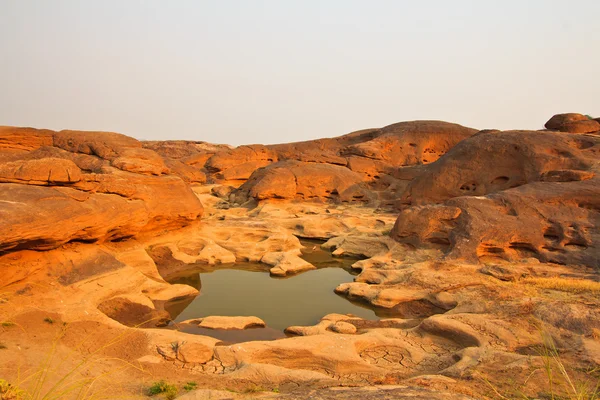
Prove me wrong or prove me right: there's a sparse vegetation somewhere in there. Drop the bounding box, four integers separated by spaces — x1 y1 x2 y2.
536 333 599 400
43 317 54 324
147 380 178 399
0 321 149 399
479 332 600 399
520 277 600 294
0 379 27 400
183 382 197 391
244 385 265 393
1 321 15 327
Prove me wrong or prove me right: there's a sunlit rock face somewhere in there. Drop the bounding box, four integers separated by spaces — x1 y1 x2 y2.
391 128 600 268
0 126 203 252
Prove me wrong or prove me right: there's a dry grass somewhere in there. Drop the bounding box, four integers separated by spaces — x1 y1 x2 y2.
478 333 599 400
1 321 152 399
519 277 600 294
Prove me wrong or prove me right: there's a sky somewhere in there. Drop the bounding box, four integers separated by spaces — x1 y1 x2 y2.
0 1 599 145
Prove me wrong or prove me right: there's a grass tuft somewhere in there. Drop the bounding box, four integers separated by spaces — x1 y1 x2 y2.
183 382 197 391
1 321 15 327
478 332 600 399
148 380 178 399
243 385 265 393
520 277 600 294
43 317 54 324
0 379 28 400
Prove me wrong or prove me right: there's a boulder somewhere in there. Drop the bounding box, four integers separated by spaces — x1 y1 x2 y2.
0 126 54 152
180 316 266 330
392 179 600 268
261 250 316 276
0 184 148 252
163 158 207 183
54 131 173 176
0 127 204 253
545 113 600 133
401 130 596 206
234 160 372 203
110 147 169 175
0 158 82 185
53 130 141 158
72 169 203 232
142 140 232 160
23 146 107 172
342 120 477 166
205 145 278 183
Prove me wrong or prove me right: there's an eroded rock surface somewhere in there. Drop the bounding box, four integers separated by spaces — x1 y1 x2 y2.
0 128 203 252
1 115 599 400
392 129 600 267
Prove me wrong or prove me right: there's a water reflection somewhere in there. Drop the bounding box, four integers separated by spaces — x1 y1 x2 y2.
162 239 384 341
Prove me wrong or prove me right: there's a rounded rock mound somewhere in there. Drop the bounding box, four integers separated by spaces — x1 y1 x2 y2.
545 113 600 133
233 160 373 203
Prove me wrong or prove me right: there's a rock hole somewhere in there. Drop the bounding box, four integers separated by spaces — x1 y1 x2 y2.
543 226 561 242
574 139 595 150
509 242 539 257
459 182 477 191
490 176 509 185
71 238 99 244
426 237 450 246
543 234 560 241
564 242 587 249
542 246 565 253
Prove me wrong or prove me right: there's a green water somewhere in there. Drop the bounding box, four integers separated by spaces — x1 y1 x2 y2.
163 241 379 336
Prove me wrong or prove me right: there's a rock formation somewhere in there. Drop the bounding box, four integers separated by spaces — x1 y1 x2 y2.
1 113 599 399
392 127 600 268
0 126 203 252
545 112 600 133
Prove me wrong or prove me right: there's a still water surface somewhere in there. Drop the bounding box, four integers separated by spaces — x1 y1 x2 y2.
164 241 379 337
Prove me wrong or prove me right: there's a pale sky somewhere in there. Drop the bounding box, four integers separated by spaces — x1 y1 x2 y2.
1 1 598 145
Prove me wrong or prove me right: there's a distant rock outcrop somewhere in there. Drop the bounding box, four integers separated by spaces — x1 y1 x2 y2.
217 121 477 205
545 113 600 133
